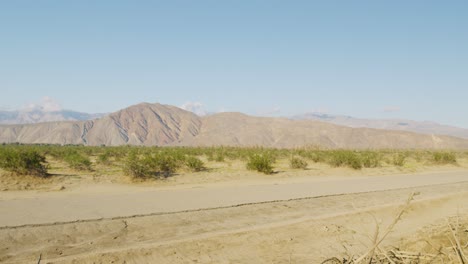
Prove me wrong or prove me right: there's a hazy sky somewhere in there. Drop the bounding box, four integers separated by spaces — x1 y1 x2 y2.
1 1 467 127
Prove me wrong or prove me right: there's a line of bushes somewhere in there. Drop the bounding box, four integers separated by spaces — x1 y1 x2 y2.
123 150 206 179
0 144 462 180
0 147 48 177
432 151 457 164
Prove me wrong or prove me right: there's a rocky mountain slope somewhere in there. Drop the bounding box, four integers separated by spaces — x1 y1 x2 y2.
1 103 468 149
0 103 201 146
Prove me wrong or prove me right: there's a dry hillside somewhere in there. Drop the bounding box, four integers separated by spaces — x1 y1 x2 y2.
1 102 468 149
294 113 468 139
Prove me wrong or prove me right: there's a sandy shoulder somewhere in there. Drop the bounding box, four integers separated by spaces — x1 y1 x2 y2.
1 182 468 263
1 170 468 227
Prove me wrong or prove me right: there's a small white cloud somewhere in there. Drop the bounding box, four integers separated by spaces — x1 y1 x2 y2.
383 106 401 113
180 101 207 116
22 96 63 112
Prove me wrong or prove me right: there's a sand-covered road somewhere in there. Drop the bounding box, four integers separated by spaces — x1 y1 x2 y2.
1 178 468 263
0 170 467 227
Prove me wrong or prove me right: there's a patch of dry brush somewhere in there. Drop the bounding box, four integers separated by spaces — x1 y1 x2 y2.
322 193 468 264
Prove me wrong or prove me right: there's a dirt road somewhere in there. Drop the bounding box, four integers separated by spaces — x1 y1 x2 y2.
0 170 467 227
1 171 468 263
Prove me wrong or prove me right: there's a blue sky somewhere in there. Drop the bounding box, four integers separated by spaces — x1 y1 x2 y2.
1 1 467 127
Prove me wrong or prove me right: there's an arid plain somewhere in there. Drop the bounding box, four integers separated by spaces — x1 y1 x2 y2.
1 144 468 263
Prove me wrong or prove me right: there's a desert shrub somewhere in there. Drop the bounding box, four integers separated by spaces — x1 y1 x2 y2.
412 150 425 162
392 153 406 166
63 151 92 171
123 151 151 179
207 150 225 162
97 151 112 165
361 152 381 168
289 156 308 169
432 151 457 164
123 151 181 179
328 150 362 170
309 152 327 163
246 153 274 174
151 153 180 176
185 156 205 172
294 149 325 163
103 146 129 162
0 148 48 177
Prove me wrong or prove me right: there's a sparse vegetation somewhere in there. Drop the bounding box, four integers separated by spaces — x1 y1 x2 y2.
361 151 381 168
0 147 48 177
63 151 92 171
207 149 225 162
289 156 308 169
432 151 457 164
392 152 407 167
328 150 363 170
185 156 205 172
323 193 468 264
123 150 181 179
246 153 275 174
97 150 112 165
123 151 152 179
151 153 180 176
0 144 465 180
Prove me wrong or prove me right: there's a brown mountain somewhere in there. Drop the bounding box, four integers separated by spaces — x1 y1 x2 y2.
1 102 468 149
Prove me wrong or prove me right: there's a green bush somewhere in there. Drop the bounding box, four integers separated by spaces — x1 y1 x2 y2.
432 152 457 164
63 152 92 171
289 156 308 169
361 152 381 168
294 150 327 163
123 151 181 179
185 156 205 172
392 153 406 167
328 150 362 170
0 148 48 177
309 152 326 163
150 153 179 176
412 151 425 163
97 151 112 165
123 151 151 179
246 153 274 174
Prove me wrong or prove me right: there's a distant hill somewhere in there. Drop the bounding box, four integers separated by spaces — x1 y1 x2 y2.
1 103 468 149
292 113 468 140
0 109 105 125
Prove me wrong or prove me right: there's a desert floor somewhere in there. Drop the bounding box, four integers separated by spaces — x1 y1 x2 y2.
1 166 468 263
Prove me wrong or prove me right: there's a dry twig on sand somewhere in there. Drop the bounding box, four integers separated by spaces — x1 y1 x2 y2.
353 193 415 264
322 193 416 264
323 193 468 264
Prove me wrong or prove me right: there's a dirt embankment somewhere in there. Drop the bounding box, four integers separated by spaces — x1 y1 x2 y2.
1 180 468 263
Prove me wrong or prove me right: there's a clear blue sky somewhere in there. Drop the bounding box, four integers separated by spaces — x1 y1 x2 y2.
1 1 467 127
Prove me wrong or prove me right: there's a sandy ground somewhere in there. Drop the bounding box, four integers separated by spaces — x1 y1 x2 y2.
1 170 468 263
1 170 468 227
2 157 467 192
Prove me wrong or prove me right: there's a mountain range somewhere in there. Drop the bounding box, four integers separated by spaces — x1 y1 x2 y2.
3 105 467 141
1 102 468 149
0 109 105 125
292 113 468 140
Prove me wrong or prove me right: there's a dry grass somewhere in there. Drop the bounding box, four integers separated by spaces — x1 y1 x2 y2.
1 145 468 192
322 193 468 264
